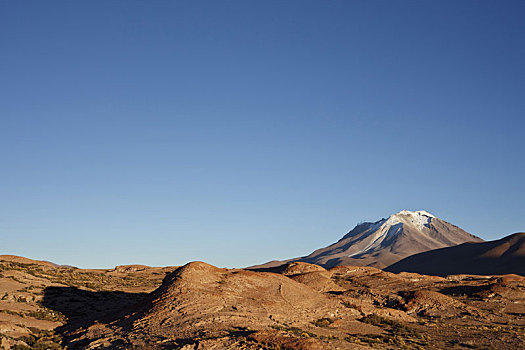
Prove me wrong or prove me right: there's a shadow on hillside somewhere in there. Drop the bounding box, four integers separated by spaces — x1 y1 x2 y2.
41 286 148 332
439 284 490 298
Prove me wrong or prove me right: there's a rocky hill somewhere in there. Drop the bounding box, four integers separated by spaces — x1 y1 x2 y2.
62 261 525 349
1 257 524 349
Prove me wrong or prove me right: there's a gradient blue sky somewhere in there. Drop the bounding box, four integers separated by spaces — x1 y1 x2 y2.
1 1 524 268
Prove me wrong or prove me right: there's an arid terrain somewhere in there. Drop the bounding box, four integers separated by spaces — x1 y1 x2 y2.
1 256 524 349
0 256 176 349
1 213 523 349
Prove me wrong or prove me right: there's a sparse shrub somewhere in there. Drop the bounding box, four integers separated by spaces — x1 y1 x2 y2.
313 317 333 327
360 314 392 326
21 330 62 350
26 308 66 322
270 325 318 338
359 314 418 337
12 345 31 350
0 309 21 316
342 300 362 312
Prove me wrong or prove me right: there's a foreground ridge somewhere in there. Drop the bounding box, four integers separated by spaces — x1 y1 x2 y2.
1 255 524 349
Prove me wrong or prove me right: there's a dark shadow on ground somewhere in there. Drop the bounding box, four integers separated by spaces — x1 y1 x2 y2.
41 286 148 347
439 284 490 298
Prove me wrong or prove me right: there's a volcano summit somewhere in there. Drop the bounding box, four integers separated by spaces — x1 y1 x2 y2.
254 210 483 269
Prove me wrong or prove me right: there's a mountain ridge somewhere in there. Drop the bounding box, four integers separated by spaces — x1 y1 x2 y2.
252 210 483 269
385 232 525 276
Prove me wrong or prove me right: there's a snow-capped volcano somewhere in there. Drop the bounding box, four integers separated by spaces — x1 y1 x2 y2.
253 210 483 269
345 210 438 258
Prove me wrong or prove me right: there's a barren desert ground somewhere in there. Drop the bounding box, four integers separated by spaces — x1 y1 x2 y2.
0 256 524 349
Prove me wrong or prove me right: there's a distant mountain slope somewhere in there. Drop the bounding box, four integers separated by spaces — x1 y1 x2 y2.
385 232 525 276
252 210 483 269
0 254 67 268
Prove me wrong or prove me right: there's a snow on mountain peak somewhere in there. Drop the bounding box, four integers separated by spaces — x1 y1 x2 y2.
395 210 435 218
392 210 435 230
361 210 435 232
348 210 437 258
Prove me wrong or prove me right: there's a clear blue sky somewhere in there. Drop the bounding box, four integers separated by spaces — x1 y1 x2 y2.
1 1 524 268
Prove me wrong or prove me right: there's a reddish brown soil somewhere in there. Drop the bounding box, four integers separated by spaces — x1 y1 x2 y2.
1 258 524 349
